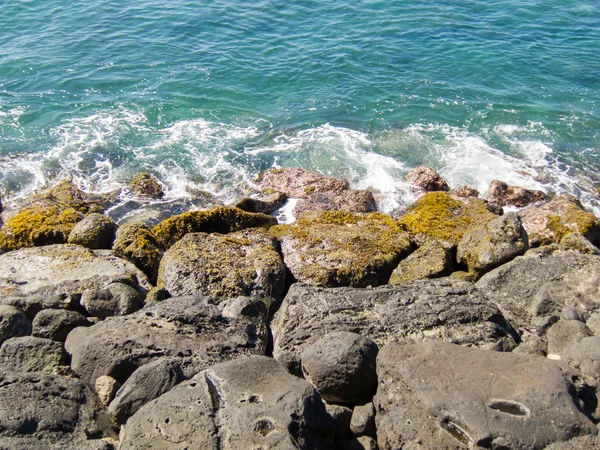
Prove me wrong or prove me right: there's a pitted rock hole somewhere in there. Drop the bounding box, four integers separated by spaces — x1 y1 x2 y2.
249 394 261 403
440 419 471 445
487 400 530 417
254 418 275 436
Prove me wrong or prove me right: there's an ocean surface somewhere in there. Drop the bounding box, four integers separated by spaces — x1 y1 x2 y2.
1 0 599 220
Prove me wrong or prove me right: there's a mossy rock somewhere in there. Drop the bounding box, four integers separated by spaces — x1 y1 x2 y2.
275 210 413 287
152 206 277 249
27 179 115 213
519 194 600 247
388 240 452 285
0 204 84 251
113 222 164 283
397 192 498 245
130 173 164 199
157 228 286 300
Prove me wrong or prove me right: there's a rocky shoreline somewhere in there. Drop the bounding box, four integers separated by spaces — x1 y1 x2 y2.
1 167 600 449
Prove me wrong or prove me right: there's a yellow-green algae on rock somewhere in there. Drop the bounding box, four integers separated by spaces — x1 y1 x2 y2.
0 180 116 252
397 191 498 245
151 206 277 249
273 210 413 288
388 240 452 285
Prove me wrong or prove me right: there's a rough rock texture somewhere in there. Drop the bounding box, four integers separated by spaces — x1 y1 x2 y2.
65 295 268 388
120 356 335 450
0 245 151 317
563 336 600 379
108 357 187 425
151 205 277 249
374 342 597 450
0 368 112 444
450 185 479 198
344 437 378 450
350 402 376 438
519 194 600 247
130 172 164 199
301 331 378 405
32 309 91 341
80 282 144 318
67 213 117 249
235 191 288 214
0 305 31 345
95 376 120 406
294 190 378 216
0 180 114 252
543 435 600 450
547 320 592 356
486 180 549 207
405 165 450 192
261 167 349 198
274 211 412 287
157 228 286 300
112 222 164 283
0 437 117 450
272 280 518 374
326 404 353 441
398 191 498 245
476 246 600 336
0 336 66 372
457 212 529 275
388 240 452 284
561 232 600 255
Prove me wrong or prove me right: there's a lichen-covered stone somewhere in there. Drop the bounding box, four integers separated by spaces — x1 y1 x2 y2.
519 194 600 247
0 305 31 346
398 191 498 245
68 213 117 249
486 180 549 207
388 240 452 284
560 232 600 255
275 211 412 287
0 245 151 317
0 336 67 372
130 173 164 199
0 180 116 252
405 165 450 192
457 212 529 275
261 167 349 198
151 206 277 249
294 189 378 216
157 228 286 300
113 222 164 283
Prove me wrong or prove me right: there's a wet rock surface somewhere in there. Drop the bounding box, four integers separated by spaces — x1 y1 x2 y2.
261 167 349 198
405 165 450 192
486 180 549 207
374 341 597 450
294 189 378 216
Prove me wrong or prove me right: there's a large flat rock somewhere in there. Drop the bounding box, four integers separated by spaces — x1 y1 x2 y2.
272 279 518 373
0 245 151 316
120 356 334 450
65 295 268 388
374 342 597 449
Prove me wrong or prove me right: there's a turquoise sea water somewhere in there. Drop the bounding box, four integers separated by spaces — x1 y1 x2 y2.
1 0 599 218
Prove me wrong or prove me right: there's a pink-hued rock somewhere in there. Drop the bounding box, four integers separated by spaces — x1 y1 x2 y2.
486 180 549 207
262 168 349 198
405 165 450 192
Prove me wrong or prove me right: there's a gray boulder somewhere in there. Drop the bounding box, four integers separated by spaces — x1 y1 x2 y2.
120 356 335 450
457 212 529 275
157 228 286 300
374 341 597 449
325 404 353 441
0 305 31 346
547 320 592 356
272 280 518 374
0 368 112 443
476 247 600 336
294 189 378 216
80 282 144 318
0 245 151 317
563 336 600 380
350 402 376 438
65 295 268 388
0 336 66 372
0 437 117 450
343 437 378 450
108 357 187 425
301 331 378 405
67 213 117 249
543 435 600 449
32 309 91 341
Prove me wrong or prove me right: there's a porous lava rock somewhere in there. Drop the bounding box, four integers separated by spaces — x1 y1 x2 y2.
486 180 549 207
405 165 450 192
261 167 349 198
